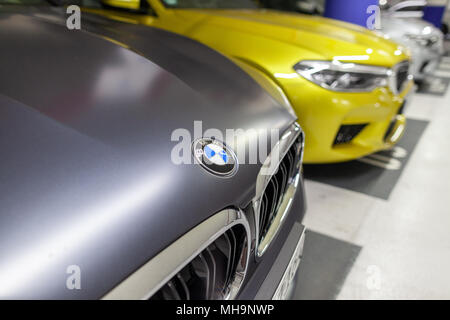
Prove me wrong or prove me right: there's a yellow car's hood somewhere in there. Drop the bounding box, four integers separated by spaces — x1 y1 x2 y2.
172 9 409 66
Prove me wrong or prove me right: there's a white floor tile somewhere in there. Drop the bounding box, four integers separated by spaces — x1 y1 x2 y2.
306 85 450 299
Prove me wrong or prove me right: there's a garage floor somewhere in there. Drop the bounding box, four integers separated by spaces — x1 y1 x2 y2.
294 51 450 299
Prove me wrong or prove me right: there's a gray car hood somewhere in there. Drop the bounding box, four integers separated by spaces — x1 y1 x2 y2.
0 6 295 299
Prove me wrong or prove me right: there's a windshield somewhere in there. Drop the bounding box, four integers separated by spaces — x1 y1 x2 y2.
160 0 258 9
392 5 424 12
0 0 48 4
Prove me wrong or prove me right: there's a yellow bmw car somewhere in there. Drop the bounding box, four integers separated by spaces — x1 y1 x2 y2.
84 0 414 163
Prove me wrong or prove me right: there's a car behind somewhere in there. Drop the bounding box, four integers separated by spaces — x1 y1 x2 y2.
380 1 445 81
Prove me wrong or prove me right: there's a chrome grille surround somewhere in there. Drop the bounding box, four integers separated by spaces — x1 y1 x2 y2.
102 208 251 300
253 122 304 257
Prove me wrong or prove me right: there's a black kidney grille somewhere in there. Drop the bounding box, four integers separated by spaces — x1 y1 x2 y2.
396 63 409 92
426 37 439 48
333 124 368 145
259 136 302 242
150 225 247 300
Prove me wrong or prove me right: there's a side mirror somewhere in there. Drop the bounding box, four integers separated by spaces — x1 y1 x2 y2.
101 0 141 10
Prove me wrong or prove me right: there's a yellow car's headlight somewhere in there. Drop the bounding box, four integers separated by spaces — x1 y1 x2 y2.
294 60 390 92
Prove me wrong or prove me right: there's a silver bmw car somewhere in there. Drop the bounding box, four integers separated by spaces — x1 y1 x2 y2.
380 0 445 80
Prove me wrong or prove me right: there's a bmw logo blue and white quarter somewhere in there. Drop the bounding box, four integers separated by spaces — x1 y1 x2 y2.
204 143 228 165
192 138 238 177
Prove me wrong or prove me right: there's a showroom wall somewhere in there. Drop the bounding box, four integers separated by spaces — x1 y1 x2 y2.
323 0 379 27
423 0 448 27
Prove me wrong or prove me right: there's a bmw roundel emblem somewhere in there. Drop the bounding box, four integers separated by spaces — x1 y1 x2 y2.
192 138 238 177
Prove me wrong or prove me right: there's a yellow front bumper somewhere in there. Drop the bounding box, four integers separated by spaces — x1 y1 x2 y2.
282 78 414 164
